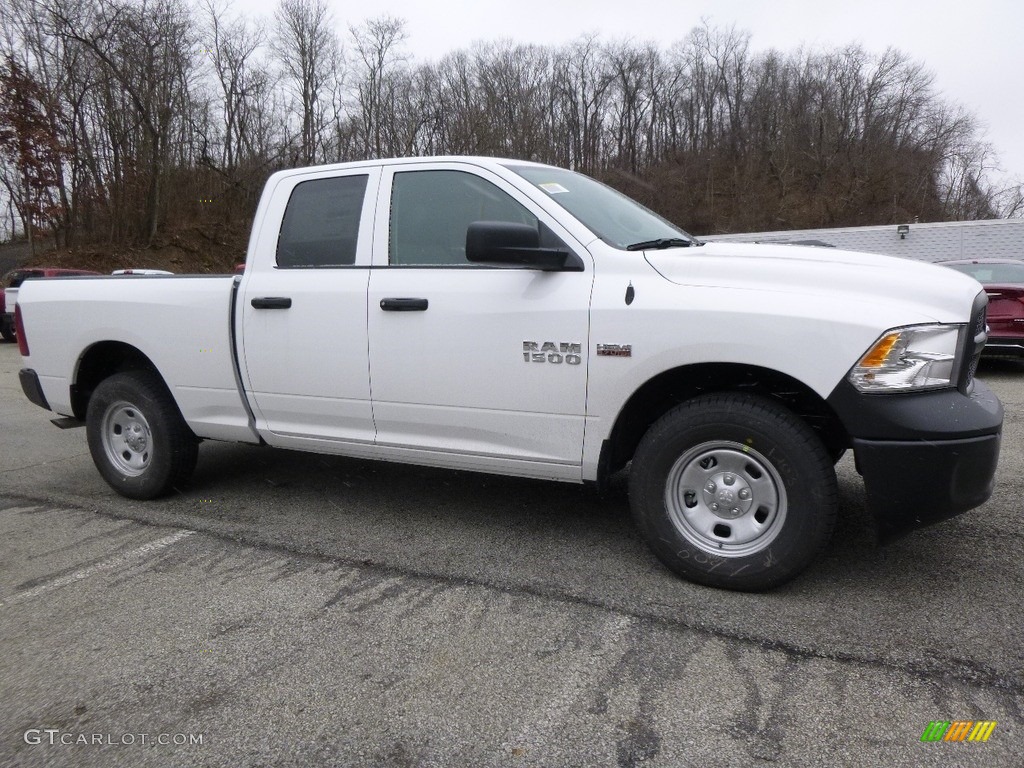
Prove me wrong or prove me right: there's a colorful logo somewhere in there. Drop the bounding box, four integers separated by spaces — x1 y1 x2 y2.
920 721 997 742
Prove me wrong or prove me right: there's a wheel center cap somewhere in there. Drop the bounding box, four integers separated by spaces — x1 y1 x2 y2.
702 472 754 519
125 424 147 453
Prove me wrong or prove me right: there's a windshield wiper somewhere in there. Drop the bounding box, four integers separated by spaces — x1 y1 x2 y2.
625 237 695 251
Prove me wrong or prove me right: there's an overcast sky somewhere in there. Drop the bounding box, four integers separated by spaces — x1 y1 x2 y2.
244 0 1024 186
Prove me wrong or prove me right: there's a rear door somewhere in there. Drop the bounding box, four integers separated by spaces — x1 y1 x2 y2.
365 162 593 479
239 166 381 448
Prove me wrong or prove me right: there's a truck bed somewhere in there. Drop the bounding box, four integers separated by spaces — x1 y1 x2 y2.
18 275 256 443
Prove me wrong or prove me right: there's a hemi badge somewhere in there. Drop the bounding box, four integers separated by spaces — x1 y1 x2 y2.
597 344 632 357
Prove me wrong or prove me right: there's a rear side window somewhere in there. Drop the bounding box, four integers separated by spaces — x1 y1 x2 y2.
389 170 538 266
277 175 368 267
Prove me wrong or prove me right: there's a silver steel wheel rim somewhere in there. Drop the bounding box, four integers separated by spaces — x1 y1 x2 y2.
664 440 788 557
101 401 153 477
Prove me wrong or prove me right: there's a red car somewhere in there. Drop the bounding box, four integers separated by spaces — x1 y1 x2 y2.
2 267 102 342
0 290 10 342
940 258 1024 357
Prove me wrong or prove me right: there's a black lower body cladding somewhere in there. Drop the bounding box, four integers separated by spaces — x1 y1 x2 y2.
827 379 1003 540
19 368 50 410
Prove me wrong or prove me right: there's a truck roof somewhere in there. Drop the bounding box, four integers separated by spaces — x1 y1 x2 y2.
265 156 553 181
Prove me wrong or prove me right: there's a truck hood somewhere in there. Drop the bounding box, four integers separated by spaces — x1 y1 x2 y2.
644 241 981 323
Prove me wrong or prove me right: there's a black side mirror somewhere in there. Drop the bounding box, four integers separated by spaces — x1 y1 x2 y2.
465 221 583 272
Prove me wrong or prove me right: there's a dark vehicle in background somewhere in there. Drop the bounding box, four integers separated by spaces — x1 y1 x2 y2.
940 258 1024 357
2 267 102 342
0 290 11 342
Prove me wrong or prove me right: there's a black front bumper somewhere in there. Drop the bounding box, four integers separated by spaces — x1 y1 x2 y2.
827 379 1003 540
983 336 1024 357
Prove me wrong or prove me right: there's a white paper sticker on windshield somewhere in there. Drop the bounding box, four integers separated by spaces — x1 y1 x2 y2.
538 182 569 194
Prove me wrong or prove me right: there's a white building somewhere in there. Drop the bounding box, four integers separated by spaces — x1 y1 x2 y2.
703 218 1024 263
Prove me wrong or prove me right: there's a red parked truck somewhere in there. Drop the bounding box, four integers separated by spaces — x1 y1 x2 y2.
939 259 1024 357
2 267 102 342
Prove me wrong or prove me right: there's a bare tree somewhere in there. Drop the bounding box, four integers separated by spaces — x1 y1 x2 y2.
430 50 483 155
349 15 407 158
0 56 67 252
199 0 282 217
604 40 658 173
2 8 1016 257
271 0 338 165
551 35 613 173
203 0 266 171
54 0 199 243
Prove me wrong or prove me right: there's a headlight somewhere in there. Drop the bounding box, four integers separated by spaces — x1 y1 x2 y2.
848 324 963 392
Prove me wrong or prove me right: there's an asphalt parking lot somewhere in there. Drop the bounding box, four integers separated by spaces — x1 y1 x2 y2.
1 340 1021 767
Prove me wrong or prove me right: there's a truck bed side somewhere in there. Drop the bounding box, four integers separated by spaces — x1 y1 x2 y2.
17 275 258 443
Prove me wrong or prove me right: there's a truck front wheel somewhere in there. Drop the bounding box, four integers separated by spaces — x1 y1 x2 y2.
86 371 198 499
629 393 837 591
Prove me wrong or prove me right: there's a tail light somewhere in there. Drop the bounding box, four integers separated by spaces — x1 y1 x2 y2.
15 303 29 356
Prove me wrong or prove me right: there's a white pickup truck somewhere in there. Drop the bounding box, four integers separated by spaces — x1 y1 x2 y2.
15 157 1003 590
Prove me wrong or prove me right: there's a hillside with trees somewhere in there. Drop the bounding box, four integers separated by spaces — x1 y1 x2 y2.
1 0 1021 272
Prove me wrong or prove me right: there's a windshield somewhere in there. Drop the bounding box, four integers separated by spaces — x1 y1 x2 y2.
506 165 697 250
945 262 1024 284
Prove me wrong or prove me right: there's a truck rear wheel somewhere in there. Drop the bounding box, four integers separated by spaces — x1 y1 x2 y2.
86 371 198 499
629 393 837 591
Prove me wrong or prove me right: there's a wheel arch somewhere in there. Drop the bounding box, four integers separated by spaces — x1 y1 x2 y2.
71 341 165 421
599 363 849 482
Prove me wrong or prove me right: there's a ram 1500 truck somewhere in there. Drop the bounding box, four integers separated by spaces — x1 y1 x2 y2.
15 157 1003 591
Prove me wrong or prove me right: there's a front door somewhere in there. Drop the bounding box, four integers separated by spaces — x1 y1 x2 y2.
366 163 593 479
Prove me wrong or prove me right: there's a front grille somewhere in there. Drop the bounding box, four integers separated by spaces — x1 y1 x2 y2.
973 302 988 338
960 292 988 393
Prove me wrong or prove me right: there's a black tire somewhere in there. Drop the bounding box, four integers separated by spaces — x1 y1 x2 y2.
86 371 198 499
629 393 837 591
0 321 14 343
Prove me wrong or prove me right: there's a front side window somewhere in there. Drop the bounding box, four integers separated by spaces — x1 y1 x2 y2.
277 174 368 267
389 170 538 266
